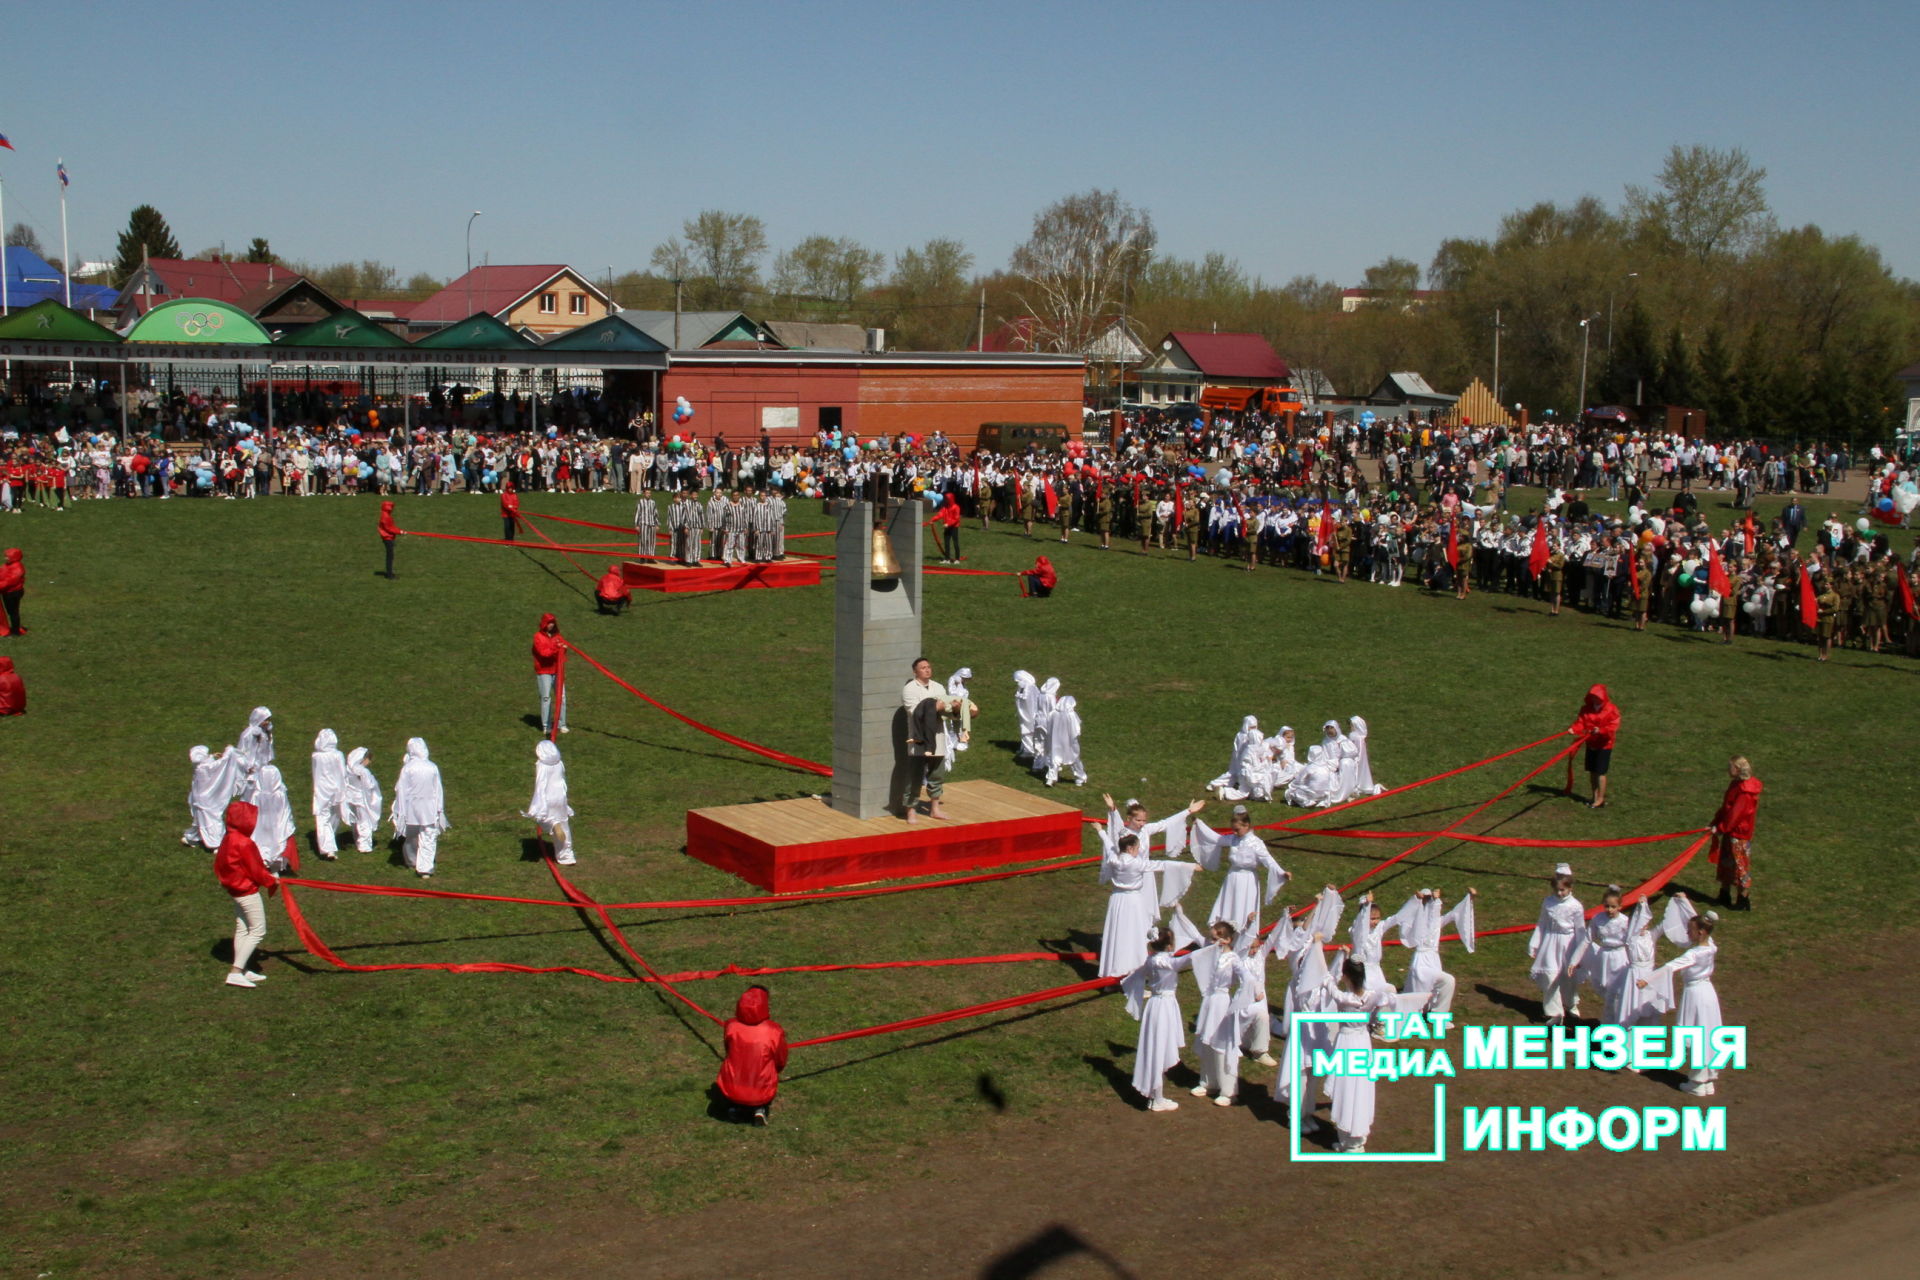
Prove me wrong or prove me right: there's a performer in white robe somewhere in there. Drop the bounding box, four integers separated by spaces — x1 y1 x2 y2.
1347 715 1383 796
1187 920 1252 1105
1528 863 1588 1024
391 737 450 878
310 729 348 860
235 706 274 774
1388 887 1476 1012
942 667 975 772
1323 953 1399 1152
1272 908 1342 1122
1121 927 1193 1110
183 744 245 848
1285 739 1344 808
1642 906 1722 1094
342 747 382 854
1611 894 1689 1026
1208 715 1270 801
1327 720 1361 805
1583 886 1632 1006
1038 692 1085 786
1266 726 1302 790
251 763 297 873
524 739 575 865
1095 796 1203 977
1027 676 1061 772
1349 895 1391 990
1189 804 1287 931
1012 670 1042 762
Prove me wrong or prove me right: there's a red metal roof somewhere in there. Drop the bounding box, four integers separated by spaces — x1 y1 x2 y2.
1167 331 1290 380
409 265 571 325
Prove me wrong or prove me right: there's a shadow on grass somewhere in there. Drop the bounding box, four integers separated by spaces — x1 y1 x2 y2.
576 723 821 777
1038 928 1101 978
980 1224 1137 1280
782 991 1109 1083
1474 982 1545 1022
516 547 593 602
1084 1044 1141 1108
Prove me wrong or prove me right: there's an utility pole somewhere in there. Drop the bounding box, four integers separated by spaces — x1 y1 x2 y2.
976 288 986 352
1605 271 1638 356
1577 317 1594 422
673 278 683 348
1492 309 1504 406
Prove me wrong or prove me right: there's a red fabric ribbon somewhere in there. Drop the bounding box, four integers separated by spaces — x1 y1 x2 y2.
1799 565 1818 629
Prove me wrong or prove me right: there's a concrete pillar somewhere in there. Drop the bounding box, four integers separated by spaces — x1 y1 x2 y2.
830 497 924 819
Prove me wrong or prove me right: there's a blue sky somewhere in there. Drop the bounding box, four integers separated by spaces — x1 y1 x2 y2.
2 0 1912 286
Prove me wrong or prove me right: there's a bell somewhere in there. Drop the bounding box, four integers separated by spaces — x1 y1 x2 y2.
869 524 903 580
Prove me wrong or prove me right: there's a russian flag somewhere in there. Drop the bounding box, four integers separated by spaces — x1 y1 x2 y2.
0 132 15 151
58 161 68 188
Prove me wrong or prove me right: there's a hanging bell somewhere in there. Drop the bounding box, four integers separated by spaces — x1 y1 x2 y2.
869 524 903 580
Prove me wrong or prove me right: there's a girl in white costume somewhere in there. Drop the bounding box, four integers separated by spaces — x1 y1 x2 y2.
342 747 382 854
1266 726 1302 790
235 706 275 774
183 745 244 848
1610 893 1691 1026
1012 670 1042 762
1347 716 1383 795
391 737 450 878
1388 887 1476 1011
1528 863 1588 1024
1271 890 1346 1123
1095 795 1202 978
1027 677 1061 771
1349 894 1391 989
1285 735 1344 808
1322 949 1398 1152
1208 716 1272 801
1188 919 1252 1106
524 739 575 865
1038 693 1086 786
1328 721 1362 805
1583 886 1632 1010
1642 907 1723 1095
1189 804 1287 932
1120 926 1192 1111
250 764 297 873
310 729 348 860
942 668 975 772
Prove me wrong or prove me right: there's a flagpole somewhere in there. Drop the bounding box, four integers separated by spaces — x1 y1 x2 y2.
1 166 10 319
59 159 71 308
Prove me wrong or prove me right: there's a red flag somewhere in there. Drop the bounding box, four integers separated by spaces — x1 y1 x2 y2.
1741 512 1756 555
1627 547 1642 600
1314 502 1333 556
1528 519 1549 577
1799 566 1818 630
1042 479 1058 517
1900 564 1917 619
1707 542 1733 598
1174 481 1185 529
1445 519 1459 569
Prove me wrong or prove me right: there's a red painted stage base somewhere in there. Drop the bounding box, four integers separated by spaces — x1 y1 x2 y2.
621 556 821 593
686 780 1085 893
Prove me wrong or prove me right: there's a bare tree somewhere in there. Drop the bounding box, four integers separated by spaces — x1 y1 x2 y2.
1009 190 1154 354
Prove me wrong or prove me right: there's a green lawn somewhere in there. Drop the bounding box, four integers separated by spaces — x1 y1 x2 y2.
0 484 1912 1277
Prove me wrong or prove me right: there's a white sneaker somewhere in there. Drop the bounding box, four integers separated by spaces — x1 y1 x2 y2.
1146 1098 1179 1112
556 855 576 865
1213 1094 1234 1107
1254 1053 1278 1067
224 972 257 988
1190 1084 1210 1097
244 970 267 981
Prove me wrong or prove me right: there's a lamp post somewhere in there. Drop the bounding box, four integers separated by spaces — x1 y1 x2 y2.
464 211 482 317
1577 317 1594 423
1605 271 1639 356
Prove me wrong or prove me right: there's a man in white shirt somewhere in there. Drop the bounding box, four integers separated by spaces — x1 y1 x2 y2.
900 658 950 823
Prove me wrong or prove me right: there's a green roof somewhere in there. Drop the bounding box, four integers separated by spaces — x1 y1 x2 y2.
0 299 122 343
413 313 535 351
125 298 273 345
277 309 411 348
541 314 669 353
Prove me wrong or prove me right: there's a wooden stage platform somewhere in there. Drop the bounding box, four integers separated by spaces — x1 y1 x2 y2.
686 780 1087 892
621 556 821 593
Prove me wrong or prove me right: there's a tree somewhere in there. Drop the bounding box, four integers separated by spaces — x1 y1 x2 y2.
1361 255 1420 294
244 238 276 264
402 271 444 296
6 222 42 253
651 210 767 309
1624 144 1772 265
881 238 975 350
1428 237 1490 292
113 205 181 287
769 235 885 313
1695 325 1741 433
1660 326 1698 408
1009 189 1154 354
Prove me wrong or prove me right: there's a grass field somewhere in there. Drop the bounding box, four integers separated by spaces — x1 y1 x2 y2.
1 483 1914 1278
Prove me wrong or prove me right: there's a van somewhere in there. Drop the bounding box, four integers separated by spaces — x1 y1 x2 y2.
977 422 1070 454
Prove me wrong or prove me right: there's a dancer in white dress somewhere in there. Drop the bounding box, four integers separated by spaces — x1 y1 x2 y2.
1121 926 1192 1111
341 747 382 854
1095 795 1202 977
1208 716 1272 801
1188 919 1253 1106
1583 886 1632 1009
1641 909 1723 1095
941 667 975 772
1189 803 1287 932
1347 716 1383 796
1012 670 1042 761
250 763 297 873
234 706 275 774
1285 735 1344 808
183 744 245 848
1389 887 1476 1012
1038 692 1085 786
524 739 575 865
310 729 348 860
1323 948 1398 1152
1328 721 1362 805
1350 894 1391 990
1266 726 1302 790
1528 863 1588 1024
391 737 450 878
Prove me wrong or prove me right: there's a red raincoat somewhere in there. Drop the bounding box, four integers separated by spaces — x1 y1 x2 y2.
0 656 23 715
716 987 788 1107
1568 683 1620 749
213 803 277 898
533 613 565 675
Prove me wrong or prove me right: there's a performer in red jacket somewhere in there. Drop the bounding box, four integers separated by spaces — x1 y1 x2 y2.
715 985 789 1125
533 612 568 735
1708 755 1762 911
1019 554 1057 599
213 801 277 988
500 483 520 541
594 564 632 616
0 656 23 715
378 500 399 578
1566 683 1620 808
0 547 25 635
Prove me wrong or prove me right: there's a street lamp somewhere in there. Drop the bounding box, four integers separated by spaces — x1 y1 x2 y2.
465 211 483 317
1605 271 1639 356
1577 316 1596 422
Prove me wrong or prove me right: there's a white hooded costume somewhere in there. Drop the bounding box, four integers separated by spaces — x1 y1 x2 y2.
251 763 297 873
311 729 348 858
183 744 245 848
942 667 975 772
1038 692 1085 786
1013 670 1042 760
525 739 576 865
1327 720 1361 805
1284 734 1344 808
1208 716 1273 802
1266 727 1302 789
1386 889 1474 1012
391 737 450 876
342 747 382 853
235 706 274 774
1347 716 1383 796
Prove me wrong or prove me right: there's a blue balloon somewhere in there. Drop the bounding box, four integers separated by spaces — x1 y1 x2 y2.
1878 496 1894 512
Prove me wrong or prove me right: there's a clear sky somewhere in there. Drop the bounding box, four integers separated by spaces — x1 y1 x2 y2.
2 0 1912 286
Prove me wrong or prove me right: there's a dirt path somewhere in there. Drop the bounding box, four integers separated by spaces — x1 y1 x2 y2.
303 931 1920 1280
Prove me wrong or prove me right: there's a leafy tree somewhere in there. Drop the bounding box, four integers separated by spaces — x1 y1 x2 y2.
1009 189 1154 354
1695 325 1741 433
1660 326 1698 409
770 235 885 313
244 238 276 264
1428 237 1490 292
113 205 181 287
651 210 767 309
881 238 975 350
1361 255 1420 294
1624 144 1772 265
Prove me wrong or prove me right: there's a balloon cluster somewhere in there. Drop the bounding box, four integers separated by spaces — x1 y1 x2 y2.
672 395 694 426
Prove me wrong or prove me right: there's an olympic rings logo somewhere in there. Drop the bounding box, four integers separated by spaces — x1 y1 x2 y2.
176 310 227 338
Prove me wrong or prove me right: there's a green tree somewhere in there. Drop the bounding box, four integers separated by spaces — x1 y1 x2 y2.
1661 327 1698 408
1695 325 1742 433
881 238 975 350
650 210 767 309
244 238 276 264
769 235 886 314
1624 144 1772 266
113 205 181 286
1361 255 1421 294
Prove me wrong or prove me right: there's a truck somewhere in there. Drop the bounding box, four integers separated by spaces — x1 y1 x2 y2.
1197 385 1304 427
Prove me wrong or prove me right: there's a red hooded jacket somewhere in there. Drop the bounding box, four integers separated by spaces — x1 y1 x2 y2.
1569 683 1620 749
937 493 961 528
500 487 520 520
378 501 399 542
0 548 23 596
533 614 565 674
213 802 277 898
1030 556 1057 589
1711 776 1762 841
715 986 788 1107
596 567 632 603
0 656 23 715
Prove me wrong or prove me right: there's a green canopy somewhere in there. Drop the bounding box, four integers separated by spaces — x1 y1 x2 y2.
541 314 669 353
277 309 411 348
413 313 535 351
0 299 123 343
125 298 273 345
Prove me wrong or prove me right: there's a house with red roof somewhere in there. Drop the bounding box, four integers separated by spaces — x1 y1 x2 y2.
1134 331 1290 406
113 257 350 334
406 265 612 338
